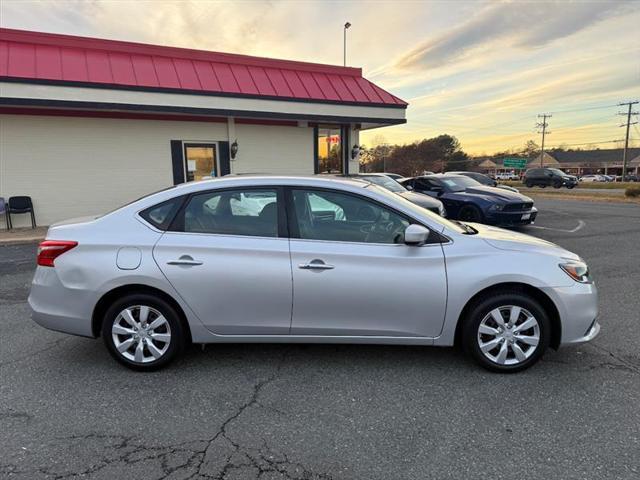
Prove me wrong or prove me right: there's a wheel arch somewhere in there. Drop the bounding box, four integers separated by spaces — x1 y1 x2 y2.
91 284 192 343
454 282 561 350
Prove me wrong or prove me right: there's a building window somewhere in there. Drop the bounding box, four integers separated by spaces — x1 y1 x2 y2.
184 143 217 181
317 128 343 174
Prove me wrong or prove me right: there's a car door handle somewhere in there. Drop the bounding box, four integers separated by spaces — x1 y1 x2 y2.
299 260 334 270
167 255 203 266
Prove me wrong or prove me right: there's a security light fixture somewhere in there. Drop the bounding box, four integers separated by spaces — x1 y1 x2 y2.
230 140 239 159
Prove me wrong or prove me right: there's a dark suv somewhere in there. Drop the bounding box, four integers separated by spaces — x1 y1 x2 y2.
524 168 578 189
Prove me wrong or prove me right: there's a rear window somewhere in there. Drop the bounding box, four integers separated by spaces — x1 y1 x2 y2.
139 196 184 230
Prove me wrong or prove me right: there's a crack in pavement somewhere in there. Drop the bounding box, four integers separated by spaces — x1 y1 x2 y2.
1 353 334 480
586 343 640 375
0 336 72 369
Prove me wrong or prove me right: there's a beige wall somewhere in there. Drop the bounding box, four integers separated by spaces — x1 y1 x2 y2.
0 114 314 227
231 123 313 175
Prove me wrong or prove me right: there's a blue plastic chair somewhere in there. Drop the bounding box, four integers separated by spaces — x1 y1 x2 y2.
0 197 10 230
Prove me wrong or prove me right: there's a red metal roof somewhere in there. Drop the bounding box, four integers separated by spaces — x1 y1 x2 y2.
0 28 407 108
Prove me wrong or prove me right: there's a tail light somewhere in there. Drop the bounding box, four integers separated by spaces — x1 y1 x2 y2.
37 241 78 267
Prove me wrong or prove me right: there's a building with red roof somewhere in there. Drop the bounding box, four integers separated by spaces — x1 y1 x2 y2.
0 28 407 226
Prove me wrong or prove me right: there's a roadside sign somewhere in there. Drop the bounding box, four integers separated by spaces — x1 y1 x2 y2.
503 157 527 169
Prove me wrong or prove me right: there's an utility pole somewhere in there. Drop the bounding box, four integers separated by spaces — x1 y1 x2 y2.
536 114 552 167
343 22 351 66
618 101 638 181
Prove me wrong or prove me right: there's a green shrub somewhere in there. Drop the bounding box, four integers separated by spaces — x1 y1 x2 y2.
625 186 640 198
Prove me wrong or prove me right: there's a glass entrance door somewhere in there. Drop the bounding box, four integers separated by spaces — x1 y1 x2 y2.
184 143 217 181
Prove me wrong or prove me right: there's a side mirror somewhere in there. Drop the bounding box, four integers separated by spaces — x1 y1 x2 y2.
404 224 430 246
405 184 414 191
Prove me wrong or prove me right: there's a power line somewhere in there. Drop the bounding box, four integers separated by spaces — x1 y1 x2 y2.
545 139 624 148
548 103 619 114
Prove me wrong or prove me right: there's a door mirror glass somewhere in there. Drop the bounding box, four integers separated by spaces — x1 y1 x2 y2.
404 224 430 245
405 184 414 191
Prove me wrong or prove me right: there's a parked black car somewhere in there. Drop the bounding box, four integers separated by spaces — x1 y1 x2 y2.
523 168 577 188
400 174 537 226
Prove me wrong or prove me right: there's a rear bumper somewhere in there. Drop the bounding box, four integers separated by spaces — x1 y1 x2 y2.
28 266 95 338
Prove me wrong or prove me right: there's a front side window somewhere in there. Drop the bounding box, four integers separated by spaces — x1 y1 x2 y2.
184 143 217 181
291 189 409 244
177 188 278 237
317 128 343 174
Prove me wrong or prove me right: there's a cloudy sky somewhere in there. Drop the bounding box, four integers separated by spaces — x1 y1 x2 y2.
1 0 638 154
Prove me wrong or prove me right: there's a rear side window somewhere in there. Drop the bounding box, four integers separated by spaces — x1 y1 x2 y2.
173 188 279 237
139 196 184 230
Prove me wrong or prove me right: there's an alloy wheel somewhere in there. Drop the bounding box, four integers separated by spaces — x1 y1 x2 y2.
111 305 172 363
476 305 540 366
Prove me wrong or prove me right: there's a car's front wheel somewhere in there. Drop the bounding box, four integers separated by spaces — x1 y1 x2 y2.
458 205 484 223
462 292 550 372
102 294 185 371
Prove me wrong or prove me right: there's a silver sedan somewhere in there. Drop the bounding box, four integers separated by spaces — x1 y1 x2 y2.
29 176 599 372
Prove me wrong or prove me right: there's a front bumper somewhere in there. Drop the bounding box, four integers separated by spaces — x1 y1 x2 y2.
541 282 600 345
486 207 538 226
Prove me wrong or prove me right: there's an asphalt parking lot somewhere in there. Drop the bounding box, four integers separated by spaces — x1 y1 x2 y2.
1 198 639 480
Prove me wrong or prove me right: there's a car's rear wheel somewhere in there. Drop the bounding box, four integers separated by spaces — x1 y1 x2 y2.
102 294 185 371
525 180 534 188
462 292 550 373
458 205 483 223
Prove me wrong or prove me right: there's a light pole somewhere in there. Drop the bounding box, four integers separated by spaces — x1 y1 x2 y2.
343 22 351 66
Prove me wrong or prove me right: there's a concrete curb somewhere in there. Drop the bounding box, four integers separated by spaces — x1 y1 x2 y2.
0 237 44 246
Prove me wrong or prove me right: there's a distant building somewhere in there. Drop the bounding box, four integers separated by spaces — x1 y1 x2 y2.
528 148 640 175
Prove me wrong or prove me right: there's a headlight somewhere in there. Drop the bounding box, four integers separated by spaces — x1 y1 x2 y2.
489 204 505 212
559 261 592 283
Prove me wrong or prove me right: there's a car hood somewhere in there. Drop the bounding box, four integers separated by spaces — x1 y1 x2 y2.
397 191 443 208
458 186 532 203
467 222 580 260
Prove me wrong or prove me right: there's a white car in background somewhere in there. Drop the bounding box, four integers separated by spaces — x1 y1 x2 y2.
495 172 520 181
580 175 607 182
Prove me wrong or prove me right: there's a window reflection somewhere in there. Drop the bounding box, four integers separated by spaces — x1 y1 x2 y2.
317 128 343 173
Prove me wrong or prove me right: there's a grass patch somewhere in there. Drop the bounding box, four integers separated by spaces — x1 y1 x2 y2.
625 186 640 198
502 181 637 189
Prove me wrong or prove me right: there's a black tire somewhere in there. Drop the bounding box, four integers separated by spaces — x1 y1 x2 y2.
567 184 575 189
102 293 186 371
525 180 534 188
461 291 550 373
539 184 547 188
458 204 484 223
553 180 562 189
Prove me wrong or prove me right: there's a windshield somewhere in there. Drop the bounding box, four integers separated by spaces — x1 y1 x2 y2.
549 168 567 176
439 176 482 192
363 183 469 234
359 175 407 193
